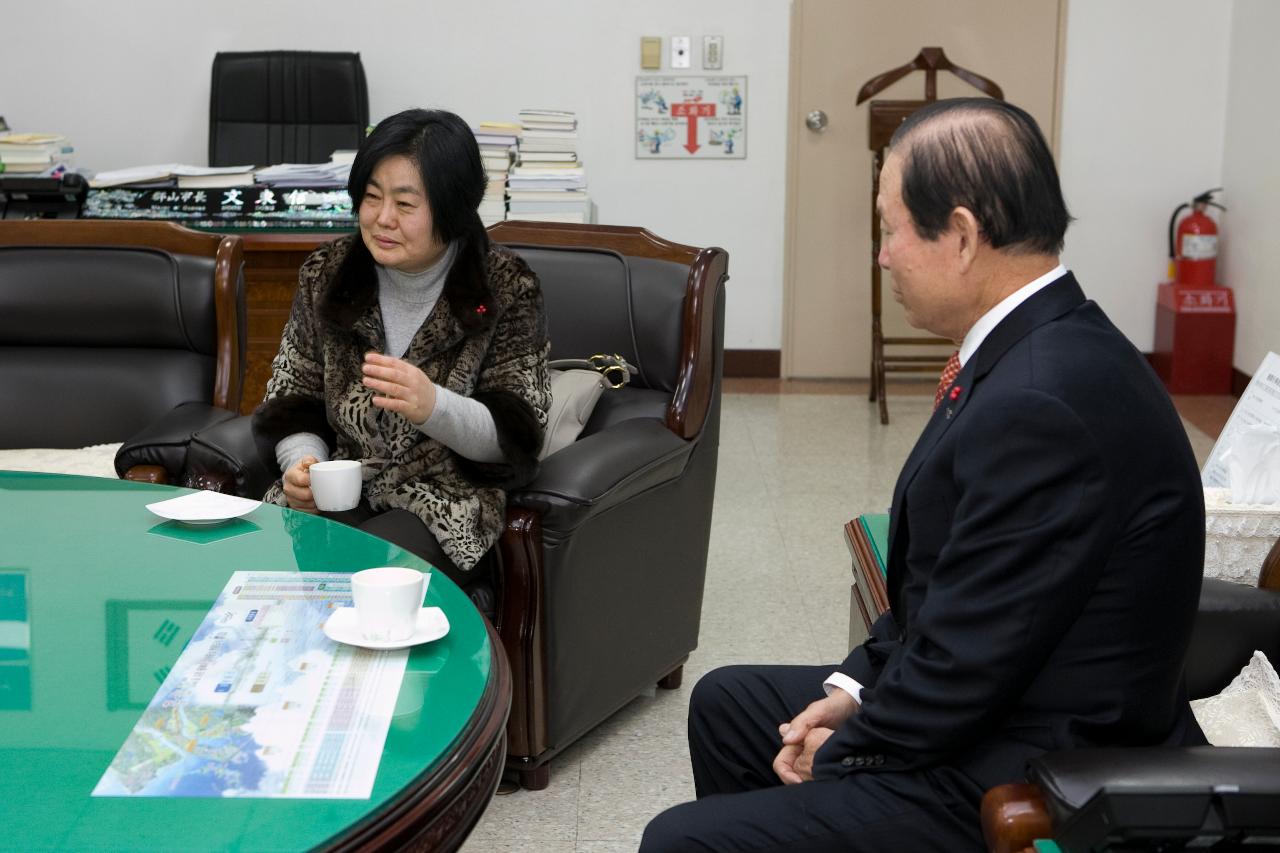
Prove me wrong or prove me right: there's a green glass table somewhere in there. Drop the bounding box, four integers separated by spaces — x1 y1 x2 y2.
0 471 510 852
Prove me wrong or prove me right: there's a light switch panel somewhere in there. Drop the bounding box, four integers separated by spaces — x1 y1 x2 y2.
641 36 662 70
671 36 691 69
703 35 723 70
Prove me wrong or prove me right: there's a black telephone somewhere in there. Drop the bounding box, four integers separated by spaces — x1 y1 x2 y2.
0 172 87 219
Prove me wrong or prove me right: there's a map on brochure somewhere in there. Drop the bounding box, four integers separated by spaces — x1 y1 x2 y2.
93 571 408 799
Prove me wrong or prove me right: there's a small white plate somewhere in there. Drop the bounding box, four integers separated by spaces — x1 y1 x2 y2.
323 606 450 650
146 491 261 525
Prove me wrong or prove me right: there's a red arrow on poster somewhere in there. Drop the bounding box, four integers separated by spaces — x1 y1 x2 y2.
672 102 717 154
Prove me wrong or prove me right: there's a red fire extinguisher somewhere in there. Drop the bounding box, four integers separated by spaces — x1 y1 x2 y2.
1167 188 1226 287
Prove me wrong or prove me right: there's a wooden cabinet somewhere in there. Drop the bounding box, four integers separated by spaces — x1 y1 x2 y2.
238 233 345 414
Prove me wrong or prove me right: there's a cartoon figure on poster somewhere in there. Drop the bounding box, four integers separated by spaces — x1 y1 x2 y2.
639 127 677 154
721 85 743 116
639 90 669 114
709 129 739 155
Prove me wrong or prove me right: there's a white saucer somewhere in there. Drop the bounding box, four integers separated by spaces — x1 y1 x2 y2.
146 491 261 525
323 606 450 650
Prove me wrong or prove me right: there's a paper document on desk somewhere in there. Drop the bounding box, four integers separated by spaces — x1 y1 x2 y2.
1203 351 1280 499
92 571 407 799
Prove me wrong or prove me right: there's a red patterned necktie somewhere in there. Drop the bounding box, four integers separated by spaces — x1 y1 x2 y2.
933 351 961 411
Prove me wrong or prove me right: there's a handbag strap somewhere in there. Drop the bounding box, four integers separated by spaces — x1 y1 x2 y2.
548 353 637 389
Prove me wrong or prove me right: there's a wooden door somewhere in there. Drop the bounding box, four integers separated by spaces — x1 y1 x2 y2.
783 0 1066 378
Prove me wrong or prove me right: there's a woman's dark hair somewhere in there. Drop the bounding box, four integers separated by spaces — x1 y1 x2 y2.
889 98 1071 255
342 108 492 329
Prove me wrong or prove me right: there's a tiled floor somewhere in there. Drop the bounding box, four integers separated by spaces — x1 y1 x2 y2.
462 387 1227 852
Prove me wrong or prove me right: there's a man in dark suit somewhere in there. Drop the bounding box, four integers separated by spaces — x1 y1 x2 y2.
641 98 1206 851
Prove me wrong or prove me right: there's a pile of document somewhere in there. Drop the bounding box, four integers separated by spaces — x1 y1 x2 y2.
89 164 255 189
254 157 351 188
90 150 356 190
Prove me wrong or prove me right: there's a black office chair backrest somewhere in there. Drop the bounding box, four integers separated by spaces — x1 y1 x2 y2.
209 50 369 167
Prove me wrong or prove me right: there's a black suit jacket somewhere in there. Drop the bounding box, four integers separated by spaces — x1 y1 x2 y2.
814 274 1206 789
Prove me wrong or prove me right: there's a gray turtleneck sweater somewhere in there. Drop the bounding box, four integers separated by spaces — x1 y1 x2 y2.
274 242 505 473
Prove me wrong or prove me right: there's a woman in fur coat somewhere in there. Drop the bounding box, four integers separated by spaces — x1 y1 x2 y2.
252 108 551 587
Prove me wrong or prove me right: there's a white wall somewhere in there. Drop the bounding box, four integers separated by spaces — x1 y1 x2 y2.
1220 0 1280 375
1058 0 1233 353
1 0 791 350
5 2 1266 363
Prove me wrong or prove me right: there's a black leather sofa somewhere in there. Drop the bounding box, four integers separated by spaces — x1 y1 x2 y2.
0 220 245 483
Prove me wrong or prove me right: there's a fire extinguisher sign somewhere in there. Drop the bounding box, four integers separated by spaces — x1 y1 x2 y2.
1176 288 1233 313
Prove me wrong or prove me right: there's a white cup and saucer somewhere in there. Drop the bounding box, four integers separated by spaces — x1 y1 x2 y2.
323 567 450 650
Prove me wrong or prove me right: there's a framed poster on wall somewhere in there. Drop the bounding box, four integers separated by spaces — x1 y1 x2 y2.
636 76 746 159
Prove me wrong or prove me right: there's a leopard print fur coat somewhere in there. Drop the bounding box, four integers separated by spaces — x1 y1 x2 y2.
252 234 551 571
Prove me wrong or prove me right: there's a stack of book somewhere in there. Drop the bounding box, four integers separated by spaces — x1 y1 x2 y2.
507 110 591 224
175 166 255 189
0 133 74 175
516 110 578 167
475 121 518 227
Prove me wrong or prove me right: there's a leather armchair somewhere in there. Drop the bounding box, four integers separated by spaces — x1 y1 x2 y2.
0 220 245 484
181 222 729 791
983 545 1280 853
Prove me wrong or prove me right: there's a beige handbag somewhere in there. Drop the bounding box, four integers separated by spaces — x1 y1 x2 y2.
540 354 636 459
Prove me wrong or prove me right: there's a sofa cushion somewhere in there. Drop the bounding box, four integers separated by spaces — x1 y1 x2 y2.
0 444 122 479
1191 651 1280 747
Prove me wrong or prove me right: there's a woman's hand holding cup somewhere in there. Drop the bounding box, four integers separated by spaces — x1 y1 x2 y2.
282 455 320 513
363 352 438 425
284 457 362 513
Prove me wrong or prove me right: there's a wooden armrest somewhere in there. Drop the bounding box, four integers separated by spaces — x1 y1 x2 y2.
981 783 1051 853
124 464 169 485
496 508 547 760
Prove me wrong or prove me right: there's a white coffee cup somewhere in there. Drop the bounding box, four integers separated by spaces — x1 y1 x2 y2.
351 567 428 641
309 459 362 511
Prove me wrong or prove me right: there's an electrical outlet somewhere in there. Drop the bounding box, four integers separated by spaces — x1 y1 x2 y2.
703 35 723 70
671 36 691 69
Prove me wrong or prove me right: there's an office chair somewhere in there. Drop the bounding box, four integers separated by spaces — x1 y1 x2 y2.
209 50 369 167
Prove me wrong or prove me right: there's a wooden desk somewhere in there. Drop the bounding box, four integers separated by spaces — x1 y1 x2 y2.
238 232 345 414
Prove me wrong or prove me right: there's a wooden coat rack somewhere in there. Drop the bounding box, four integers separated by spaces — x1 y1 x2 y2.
857 47 1003 424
